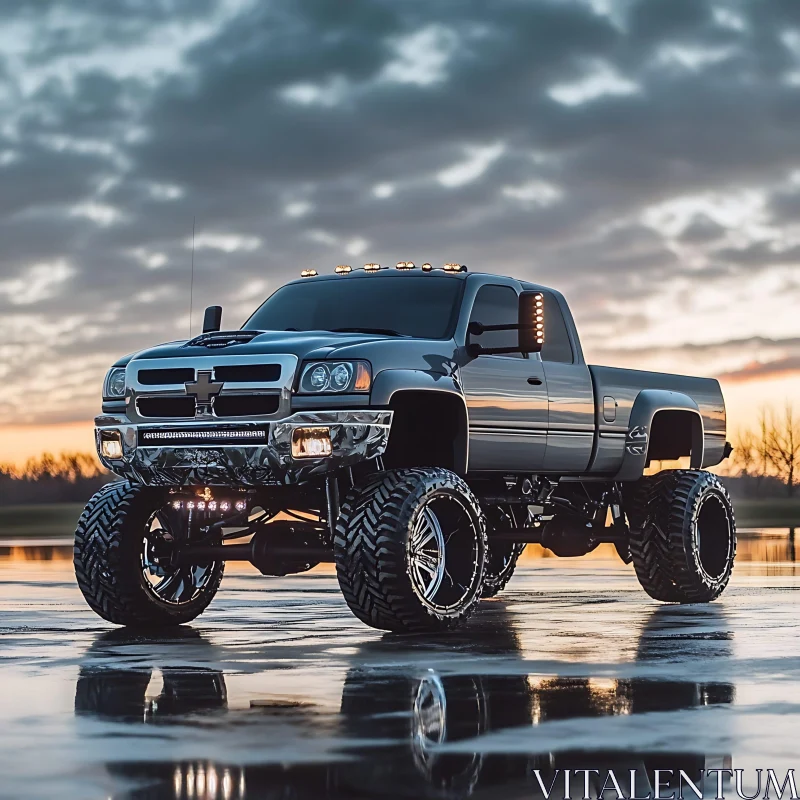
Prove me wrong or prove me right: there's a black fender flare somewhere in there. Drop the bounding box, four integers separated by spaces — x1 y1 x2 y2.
614 390 704 481
371 369 469 475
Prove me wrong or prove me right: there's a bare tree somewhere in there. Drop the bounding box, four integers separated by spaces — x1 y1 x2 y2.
732 428 758 476
764 404 800 497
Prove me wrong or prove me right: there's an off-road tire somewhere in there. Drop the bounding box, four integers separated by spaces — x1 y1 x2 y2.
481 542 524 598
629 470 736 603
74 481 224 626
481 505 524 598
627 477 682 602
334 468 487 633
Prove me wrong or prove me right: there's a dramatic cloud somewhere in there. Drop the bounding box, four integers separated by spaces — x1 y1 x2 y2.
2 0 800 426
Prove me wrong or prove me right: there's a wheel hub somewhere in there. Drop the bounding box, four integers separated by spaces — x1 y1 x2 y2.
141 511 218 605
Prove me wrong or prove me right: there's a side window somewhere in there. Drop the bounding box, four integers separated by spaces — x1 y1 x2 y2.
469 284 522 357
541 292 574 364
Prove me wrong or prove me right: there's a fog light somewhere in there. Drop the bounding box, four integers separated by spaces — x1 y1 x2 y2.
291 427 332 458
100 431 123 460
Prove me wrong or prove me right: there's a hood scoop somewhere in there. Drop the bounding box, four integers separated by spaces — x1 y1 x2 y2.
184 330 262 349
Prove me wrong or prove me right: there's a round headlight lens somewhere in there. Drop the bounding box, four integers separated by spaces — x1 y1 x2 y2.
309 364 330 391
330 363 352 391
106 368 126 397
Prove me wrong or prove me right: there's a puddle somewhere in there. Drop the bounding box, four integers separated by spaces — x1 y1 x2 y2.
73 660 735 799
1 531 800 798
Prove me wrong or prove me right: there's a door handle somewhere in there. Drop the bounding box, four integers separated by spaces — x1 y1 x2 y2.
527 377 543 386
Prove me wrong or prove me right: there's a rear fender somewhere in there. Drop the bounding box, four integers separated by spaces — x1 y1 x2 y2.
614 390 704 481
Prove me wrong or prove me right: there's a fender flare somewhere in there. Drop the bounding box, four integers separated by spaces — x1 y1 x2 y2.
614 390 704 481
371 369 469 475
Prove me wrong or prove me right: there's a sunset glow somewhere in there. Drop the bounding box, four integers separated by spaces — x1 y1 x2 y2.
1 1 799 466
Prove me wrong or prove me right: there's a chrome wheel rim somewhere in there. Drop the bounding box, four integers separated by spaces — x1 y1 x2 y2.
409 509 446 602
141 511 217 605
407 494 481 612
411 673 447 772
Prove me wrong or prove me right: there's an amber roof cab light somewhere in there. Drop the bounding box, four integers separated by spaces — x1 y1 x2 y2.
301 262 466 276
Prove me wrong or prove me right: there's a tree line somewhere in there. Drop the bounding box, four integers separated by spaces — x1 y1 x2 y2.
728 403 800 498
1 403 797 505
0 452 113 506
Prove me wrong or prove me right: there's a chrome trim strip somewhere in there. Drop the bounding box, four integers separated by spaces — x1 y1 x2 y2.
471 427 546 437
470 427 594 437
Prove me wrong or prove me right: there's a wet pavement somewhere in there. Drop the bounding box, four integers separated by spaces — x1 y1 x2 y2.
1 532 799 800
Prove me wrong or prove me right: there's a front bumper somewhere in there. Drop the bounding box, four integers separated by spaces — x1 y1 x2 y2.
95 410 393 487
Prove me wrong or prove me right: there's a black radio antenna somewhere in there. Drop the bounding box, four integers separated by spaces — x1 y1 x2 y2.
188 217 195 338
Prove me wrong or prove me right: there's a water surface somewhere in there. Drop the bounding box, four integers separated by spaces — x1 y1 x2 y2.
0 529 798 799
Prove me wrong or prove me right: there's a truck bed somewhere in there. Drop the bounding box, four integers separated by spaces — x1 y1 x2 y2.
587 364 727 473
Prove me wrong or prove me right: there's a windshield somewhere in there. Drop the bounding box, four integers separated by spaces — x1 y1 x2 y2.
245 275 464 339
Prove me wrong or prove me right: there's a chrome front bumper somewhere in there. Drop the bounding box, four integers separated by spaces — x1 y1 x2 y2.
95 410 393 487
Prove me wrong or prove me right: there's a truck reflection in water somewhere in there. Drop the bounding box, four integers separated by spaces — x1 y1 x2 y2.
74 611 734 800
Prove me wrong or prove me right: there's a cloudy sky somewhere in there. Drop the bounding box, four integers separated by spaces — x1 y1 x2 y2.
2 0 800 464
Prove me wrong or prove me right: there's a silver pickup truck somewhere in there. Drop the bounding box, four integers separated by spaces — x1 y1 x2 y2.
76 263 736 633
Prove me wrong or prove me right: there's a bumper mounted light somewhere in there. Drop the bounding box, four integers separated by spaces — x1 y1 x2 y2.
291 427 332 459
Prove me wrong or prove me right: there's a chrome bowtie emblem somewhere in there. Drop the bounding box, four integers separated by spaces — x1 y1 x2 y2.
184 371 223 406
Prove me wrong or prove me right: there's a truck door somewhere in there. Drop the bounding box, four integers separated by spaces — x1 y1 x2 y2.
460 284 548 472
540 291 594 472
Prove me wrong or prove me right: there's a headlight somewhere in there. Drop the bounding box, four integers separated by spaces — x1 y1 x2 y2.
299 361 371 394
103 367 127 399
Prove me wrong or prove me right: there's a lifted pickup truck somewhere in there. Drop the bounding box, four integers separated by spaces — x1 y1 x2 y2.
76 262 736 632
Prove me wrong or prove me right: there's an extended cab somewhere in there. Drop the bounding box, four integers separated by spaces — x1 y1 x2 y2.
75 263 736 632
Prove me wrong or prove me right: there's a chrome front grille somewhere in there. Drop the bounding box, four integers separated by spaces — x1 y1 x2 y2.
126 354 297 422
